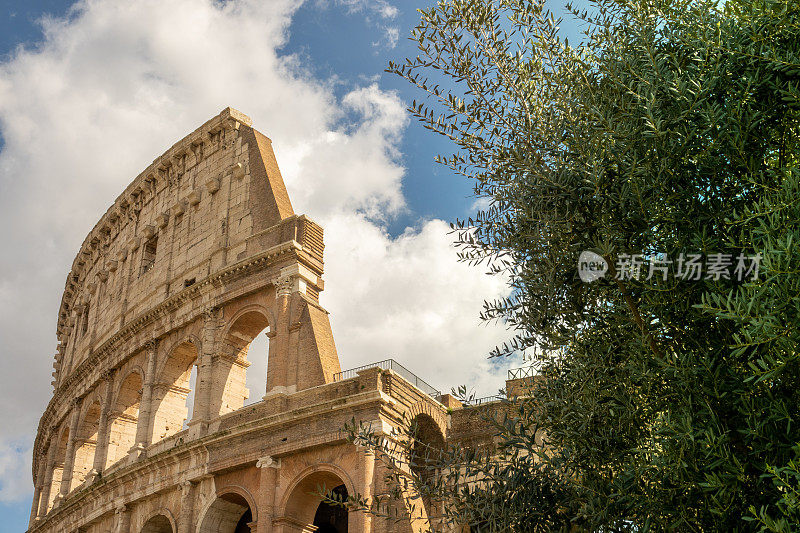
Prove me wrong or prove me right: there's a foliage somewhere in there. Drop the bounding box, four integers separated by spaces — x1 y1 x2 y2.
339 0 800 531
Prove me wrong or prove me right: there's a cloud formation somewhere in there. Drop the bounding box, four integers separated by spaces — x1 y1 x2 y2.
0 0 515 503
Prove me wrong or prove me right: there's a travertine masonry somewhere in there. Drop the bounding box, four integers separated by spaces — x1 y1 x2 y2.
29 108 502 533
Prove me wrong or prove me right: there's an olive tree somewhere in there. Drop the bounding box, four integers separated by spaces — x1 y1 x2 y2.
339 0 800 531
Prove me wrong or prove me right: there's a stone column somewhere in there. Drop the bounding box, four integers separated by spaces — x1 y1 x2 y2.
177 480 196 533
132 340 158 458
58 398 83 500
29 486 41 524
113 504 131 533
255 455 281 533
192 307 220 434
28 457 46 523
92 370 116 476
265 277 292 395
37 429 59 516
352 449 375 533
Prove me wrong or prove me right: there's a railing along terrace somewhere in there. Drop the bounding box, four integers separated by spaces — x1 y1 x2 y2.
507 365 536 380
463 395 504 407
333 359 441 397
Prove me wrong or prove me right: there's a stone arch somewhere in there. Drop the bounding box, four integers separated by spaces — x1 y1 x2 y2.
150 338 200 442
407 401 447 437
409 413 446 476
222 305 273 359
47 425 70 510
279 464 355 533
70 399 102 490
210 305 273 415
408 412 446 520
160 334 203 367
113 365 145 400
140 509 176 533
105 370 143 468
198 485 257 533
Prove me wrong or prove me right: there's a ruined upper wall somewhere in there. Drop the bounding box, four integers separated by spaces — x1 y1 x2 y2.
52 108 312 387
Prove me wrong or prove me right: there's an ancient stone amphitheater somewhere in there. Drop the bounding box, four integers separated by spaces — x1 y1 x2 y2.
27 108 514 533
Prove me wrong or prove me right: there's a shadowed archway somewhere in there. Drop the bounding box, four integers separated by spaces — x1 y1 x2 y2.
70 400 101 490
151 340 198 442
410 413 446 519
105 371 142 468
218 308 272 412
141 513 174 533
199 492 255 533
282 470 350 533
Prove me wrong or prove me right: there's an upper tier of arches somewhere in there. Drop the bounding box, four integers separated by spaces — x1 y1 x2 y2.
32 109 341 520
52 107 297 390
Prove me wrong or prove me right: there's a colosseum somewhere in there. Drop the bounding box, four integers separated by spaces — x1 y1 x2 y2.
27 108 525 533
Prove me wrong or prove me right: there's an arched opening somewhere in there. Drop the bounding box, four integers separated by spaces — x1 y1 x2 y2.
244 332 268 406
47 426 70 510
313 484 348 533
282 470 349 533
218 310 271 414
199 492 254 533
151 341 197 442
105 371 142 468
70 400 101 490
183 364 198 429
409 414 446 519
141 513 174 533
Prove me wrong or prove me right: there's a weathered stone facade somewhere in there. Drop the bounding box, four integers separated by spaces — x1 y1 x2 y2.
28 108 504 533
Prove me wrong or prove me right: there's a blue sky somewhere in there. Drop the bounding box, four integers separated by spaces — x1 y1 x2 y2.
0 1 587 530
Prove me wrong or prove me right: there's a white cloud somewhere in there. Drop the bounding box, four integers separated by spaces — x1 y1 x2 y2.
282 83 408 220
0 439 33 502
0 0 514 504
470 196 493 212
321 0 398 20
314 0 399 49
372 25 400 50
385 26 400 49
322 215 515 397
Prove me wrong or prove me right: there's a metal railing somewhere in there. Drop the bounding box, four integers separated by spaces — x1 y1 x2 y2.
507 365 536 380
333 359 441 397
463 395 504 407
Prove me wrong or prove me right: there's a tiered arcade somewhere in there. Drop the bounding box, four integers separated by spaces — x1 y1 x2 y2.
28 108 466 533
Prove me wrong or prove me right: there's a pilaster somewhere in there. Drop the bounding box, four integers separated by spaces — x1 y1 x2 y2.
177 480 196 533
132 340 158 458
37 429 59 516
352 449 376 533
57 398 83 500
255 455 281 533
265 276 292 396
113 504 131 533
191 307 220 435
92 369 116 477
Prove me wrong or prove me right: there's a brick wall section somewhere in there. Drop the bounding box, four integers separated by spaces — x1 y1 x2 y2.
244 126 294 232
